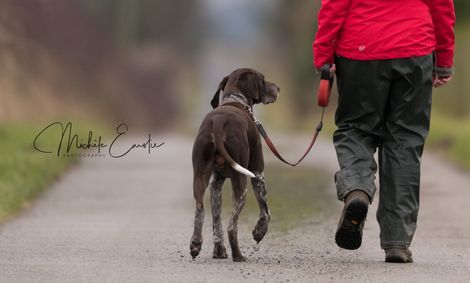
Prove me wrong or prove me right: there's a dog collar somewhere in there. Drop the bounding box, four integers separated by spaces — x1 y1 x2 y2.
220 92 252 112
220 92 249 107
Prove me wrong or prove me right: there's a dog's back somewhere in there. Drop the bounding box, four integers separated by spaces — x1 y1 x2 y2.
192 105 259 178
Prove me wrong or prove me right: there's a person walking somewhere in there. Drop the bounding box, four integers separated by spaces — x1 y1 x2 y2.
313 0 455 263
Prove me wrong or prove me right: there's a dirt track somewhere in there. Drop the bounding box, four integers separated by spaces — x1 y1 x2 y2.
0 134 469 282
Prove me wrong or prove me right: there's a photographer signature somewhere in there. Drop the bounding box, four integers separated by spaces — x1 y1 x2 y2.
33 122 164 158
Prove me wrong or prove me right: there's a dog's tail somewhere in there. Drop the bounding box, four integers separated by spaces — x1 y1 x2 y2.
212 116 256 178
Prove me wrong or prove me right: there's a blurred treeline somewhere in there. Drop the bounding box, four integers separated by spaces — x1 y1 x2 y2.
0 0 468 129
0 0 203 129
80 0 202 49
455 0 470 22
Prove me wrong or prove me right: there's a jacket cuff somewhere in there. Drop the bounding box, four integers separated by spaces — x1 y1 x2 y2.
434 66 454 77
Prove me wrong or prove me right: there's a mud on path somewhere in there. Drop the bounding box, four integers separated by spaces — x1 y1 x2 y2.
0 134 469 282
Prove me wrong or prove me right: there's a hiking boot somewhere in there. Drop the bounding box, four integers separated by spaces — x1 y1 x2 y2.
385 248 413 263
335 190 370 250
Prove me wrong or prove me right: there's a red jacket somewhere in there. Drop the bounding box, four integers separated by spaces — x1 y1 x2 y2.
313 0 455 69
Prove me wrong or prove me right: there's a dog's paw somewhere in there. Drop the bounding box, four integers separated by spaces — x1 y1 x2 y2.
252 228 267 243
213 243 228 259
190 248 200 259
232 253 246 262
190 239 202 259
252 217 269 243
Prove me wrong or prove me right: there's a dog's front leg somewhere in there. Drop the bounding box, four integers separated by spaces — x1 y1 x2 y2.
210 172 227 259
251 173 271 243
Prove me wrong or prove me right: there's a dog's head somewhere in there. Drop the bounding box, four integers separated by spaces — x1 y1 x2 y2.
211 68 280 109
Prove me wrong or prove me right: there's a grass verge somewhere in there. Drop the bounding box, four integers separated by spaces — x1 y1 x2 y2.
427 113 470 171
0 122 109 222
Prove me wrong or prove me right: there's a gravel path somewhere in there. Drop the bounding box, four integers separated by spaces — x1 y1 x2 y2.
0 134 469 282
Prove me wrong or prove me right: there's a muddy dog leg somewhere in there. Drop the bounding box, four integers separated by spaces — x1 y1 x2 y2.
190 173 210 259
210 172 228 258
251 173 270 243
228 175 248 262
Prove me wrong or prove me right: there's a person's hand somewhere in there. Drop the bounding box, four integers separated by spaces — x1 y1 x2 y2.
433 75 453 88
329 64 336 76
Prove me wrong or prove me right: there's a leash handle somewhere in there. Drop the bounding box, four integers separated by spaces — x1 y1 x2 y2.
318 64 334 107
256 108 325 167
320 64 332 80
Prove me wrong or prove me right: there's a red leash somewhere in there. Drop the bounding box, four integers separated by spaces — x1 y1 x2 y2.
256 65 333 166
255 109 324 166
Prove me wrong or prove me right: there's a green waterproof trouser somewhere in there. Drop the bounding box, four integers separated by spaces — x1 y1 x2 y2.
333 54 433 249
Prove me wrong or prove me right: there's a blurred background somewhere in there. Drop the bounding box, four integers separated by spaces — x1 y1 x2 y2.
1 0 469 129
0 0 469 218
0 0 323 130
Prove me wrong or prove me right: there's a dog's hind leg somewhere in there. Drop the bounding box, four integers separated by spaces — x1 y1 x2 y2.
210 171 227 259
190 171 211 259
228 175 248 262
251 173 270 243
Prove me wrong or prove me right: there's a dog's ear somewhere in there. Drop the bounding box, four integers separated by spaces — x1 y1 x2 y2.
252 73 265 103
211 76 228 109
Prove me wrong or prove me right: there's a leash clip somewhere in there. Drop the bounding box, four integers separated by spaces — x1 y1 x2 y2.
254 118 268 139
316 121 323 131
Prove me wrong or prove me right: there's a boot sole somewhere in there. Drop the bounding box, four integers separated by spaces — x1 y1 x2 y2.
335 199 368 250
385 255 413 263
385 250 413 263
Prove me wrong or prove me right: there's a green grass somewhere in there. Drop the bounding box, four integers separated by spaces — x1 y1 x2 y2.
0 122 109 222
427 113 470 171
0 124 71 221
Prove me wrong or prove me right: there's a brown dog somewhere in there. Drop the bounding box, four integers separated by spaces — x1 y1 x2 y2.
190 68 280 261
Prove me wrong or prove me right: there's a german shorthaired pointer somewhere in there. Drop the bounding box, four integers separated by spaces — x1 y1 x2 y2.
190 68 280 261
